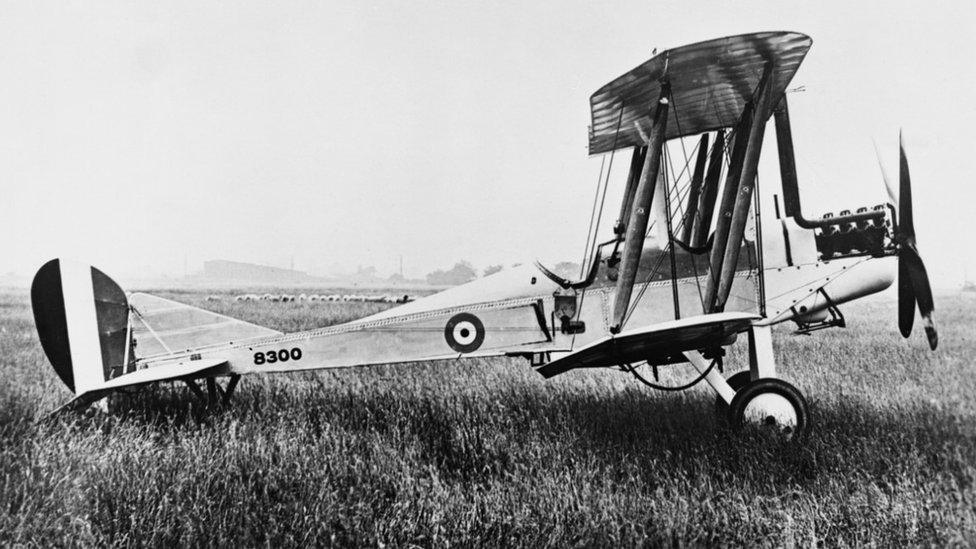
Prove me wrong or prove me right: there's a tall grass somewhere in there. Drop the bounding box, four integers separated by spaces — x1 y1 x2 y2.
1 289 974 546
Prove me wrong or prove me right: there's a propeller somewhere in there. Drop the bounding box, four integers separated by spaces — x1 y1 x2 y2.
876 132 938 350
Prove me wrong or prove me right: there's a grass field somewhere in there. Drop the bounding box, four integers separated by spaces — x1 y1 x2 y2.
1 287 974 546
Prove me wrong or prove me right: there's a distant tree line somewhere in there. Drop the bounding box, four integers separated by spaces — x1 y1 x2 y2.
425 261 478 286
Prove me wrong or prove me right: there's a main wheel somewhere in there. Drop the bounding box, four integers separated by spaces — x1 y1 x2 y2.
727 378 810 441
714 370 752 419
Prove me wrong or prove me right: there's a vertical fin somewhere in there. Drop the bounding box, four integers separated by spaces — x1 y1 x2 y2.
31 259 130 395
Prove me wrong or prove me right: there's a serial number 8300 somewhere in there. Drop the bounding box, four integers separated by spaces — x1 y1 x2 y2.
254 348 303 365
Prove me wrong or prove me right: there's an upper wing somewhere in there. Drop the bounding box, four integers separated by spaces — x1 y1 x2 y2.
537 312 759 378
589 31 811 154
129 293 281 359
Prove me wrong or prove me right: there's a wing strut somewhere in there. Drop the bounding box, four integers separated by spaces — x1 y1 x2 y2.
690 128 726 249
614 145 649 236
610 84 670 333
702 103 752 311
679 133 710 244
703 64 773 312
713 64 774 311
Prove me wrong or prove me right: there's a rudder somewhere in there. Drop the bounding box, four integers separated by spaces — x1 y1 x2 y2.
31 259 130 395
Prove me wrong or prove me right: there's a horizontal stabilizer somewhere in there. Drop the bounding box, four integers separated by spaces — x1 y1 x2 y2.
129 293 281 358
99 357 227 390
537 312 759 378
49 358 227 415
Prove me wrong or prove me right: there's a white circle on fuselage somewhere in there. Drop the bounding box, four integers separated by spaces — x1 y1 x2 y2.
453 321 477 345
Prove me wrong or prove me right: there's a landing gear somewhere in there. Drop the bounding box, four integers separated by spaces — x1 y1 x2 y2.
691 324 812 440
728 378 809 439
183 374 241 408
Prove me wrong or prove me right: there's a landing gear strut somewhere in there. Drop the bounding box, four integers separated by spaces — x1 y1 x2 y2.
183 374 241 407
713 370 751 418
690 324 811 440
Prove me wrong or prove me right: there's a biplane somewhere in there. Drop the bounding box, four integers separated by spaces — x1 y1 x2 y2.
31 31 937 439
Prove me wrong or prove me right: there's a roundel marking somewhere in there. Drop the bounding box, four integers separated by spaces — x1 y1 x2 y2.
444 312 485 353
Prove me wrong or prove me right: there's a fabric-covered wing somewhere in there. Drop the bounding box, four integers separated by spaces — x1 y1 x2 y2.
537 312 759 378
589 31 811 154
129 293 281 358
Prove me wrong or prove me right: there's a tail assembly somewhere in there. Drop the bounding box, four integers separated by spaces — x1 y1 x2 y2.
30 259 232 410
31 259 131 395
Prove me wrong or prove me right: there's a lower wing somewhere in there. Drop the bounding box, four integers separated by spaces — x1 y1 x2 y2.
537 312 759 378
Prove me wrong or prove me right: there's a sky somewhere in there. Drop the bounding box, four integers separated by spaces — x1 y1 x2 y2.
1 1 973 285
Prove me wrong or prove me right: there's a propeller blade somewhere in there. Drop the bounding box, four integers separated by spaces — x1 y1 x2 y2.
901 243 938 350
899 131 915 239
874 140 898 207
894 135 937 350
898 255 916 338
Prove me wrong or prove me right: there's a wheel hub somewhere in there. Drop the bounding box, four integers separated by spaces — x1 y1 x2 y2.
727 377 810 441
741 392 799 429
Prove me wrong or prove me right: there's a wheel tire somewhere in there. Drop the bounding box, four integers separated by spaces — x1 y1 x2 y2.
727 378 810 441
714 370 752 419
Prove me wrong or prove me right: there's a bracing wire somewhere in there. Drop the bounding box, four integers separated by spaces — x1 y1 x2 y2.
622 178 697 325
620 126 720 326
661 147 681 319
678 138 717 308
666 86 694 225
572 108 623 342
665 139 703 224
663 133 709 309
579 154 607 279
578 107 623 279
585 108 625 270
661 89 744 313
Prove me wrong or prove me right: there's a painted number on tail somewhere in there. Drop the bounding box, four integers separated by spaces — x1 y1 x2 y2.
254 348 303 365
